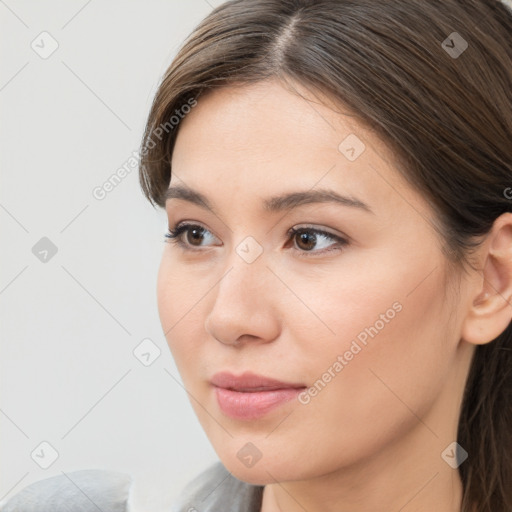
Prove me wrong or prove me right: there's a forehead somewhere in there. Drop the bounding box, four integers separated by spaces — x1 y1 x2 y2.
173 79 366 159
169 79 431 225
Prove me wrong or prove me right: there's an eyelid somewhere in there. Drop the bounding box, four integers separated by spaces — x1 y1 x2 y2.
288 224 347 240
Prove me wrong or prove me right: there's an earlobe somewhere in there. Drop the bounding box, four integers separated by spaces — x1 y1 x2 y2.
461 213 512 346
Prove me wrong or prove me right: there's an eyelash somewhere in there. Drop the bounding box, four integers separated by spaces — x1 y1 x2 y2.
164 222 348 257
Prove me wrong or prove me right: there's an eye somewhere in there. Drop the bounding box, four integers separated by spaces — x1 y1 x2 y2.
286 226 348 256
164 222 217 249
164 223 348 256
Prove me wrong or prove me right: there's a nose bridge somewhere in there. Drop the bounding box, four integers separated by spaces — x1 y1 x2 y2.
205 241 279 344
216 241 270 309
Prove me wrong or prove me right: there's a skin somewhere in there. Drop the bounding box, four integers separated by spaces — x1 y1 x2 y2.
157 78 512 512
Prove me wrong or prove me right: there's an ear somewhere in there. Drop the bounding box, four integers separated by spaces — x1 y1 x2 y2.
461 212 512 345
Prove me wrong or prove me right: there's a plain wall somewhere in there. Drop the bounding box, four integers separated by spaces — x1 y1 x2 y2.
0 1 227 510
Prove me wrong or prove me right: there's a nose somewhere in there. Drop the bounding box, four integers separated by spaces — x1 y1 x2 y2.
204 255 280 347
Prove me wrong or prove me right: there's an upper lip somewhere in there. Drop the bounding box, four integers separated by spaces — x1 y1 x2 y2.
210 371 306 392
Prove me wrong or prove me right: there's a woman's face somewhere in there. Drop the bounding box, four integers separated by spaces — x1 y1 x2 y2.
157 79 474 484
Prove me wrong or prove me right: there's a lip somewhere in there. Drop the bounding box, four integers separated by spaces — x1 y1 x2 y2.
211 371 306 420
210 371 305 391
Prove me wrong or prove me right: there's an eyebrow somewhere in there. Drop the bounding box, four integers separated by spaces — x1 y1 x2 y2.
164 184 374 215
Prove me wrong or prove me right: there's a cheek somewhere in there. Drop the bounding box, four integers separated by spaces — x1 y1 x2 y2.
156 255 211 374
294 267 453 452
292 260 457 444
156 257 191 355
156 252 202 329
302 240 449 358
282 249 417 372
156 257 174 334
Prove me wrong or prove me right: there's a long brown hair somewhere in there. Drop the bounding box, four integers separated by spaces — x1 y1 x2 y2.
138 1 512 510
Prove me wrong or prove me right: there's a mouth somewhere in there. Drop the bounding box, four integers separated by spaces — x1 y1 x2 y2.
210 371 305 391
210 371 307 420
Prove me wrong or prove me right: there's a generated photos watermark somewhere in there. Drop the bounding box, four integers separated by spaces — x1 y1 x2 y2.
92 98 197 201
298 301 403 405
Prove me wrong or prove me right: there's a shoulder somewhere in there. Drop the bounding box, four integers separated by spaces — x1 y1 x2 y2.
171 461 264 512
0 469 133 512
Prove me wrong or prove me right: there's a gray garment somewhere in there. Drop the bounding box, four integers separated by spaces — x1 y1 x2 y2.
0 469 133 512
0 463 262 511
171 462 264 512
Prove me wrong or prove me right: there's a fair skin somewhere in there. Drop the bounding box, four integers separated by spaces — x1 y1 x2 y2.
157 78 512 512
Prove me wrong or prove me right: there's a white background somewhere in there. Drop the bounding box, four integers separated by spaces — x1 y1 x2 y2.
0 1 226 510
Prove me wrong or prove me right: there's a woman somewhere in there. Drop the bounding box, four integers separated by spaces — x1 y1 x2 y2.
139 0 512 511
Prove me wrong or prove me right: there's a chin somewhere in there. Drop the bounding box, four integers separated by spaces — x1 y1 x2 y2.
217 449 310 486
223 461 277 486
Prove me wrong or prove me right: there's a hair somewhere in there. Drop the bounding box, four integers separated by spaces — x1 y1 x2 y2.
138 1 512 510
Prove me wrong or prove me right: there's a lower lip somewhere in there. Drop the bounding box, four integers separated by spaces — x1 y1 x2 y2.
214 386 305 420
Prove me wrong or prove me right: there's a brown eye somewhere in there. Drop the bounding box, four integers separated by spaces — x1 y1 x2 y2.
293 230 318 251
164 223 217 249
185 226 206 246
288 226 349 256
